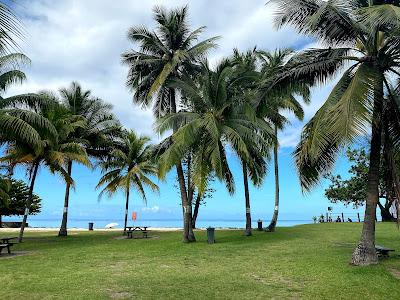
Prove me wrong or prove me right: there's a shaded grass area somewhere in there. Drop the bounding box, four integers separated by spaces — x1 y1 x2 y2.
1 223 400 299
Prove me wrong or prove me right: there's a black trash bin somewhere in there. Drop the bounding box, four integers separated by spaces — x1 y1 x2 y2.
257 219 263 231
207 227 215 244
88 222 94 231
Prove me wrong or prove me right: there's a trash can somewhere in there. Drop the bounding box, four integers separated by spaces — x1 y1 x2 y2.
257 219 263 231
207 227 215 244
88 222 94 231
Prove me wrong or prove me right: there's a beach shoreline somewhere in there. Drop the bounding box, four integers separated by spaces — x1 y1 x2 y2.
0 227 184 232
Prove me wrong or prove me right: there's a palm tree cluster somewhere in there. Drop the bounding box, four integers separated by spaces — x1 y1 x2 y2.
1 0 399 268
0 81 161 241
123 6 312 241
0 2 160 243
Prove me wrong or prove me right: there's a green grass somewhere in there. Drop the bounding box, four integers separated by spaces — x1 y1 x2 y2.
1 223 400 299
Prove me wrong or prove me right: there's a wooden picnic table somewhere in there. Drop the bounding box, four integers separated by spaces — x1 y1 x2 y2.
0 237 17 255
375 245 395 257
126 226 148 239
1 237 17 243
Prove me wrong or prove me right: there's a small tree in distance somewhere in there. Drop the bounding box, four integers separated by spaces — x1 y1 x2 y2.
0 176 41 227
324 148 396 221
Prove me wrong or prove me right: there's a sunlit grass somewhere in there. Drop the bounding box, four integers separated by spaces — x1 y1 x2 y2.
1 223 399 299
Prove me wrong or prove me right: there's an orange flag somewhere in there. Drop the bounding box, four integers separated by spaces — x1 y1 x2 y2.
132 212 137 221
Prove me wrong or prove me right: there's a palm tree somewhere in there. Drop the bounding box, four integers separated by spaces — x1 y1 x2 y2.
270 0 400 265
156 60 271 236
256 49 311 232
231 49 272 236
122 5 219 243
1 97 90 242
0 1 25 54
97 130 159 233
57 82 120 237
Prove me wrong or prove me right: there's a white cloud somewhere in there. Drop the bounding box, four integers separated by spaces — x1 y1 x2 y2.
5 0 315 144
141 205 160 213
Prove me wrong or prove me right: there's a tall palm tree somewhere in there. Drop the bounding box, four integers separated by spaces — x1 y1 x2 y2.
270 0 400 265
97 130 159 233
122 5 219 243
231 49 272 236
57 82 120 237
256 49 311 232
1 97 90 242
156 60 271 236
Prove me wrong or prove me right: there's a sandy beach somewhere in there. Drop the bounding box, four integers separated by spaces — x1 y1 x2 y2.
0 227 183 232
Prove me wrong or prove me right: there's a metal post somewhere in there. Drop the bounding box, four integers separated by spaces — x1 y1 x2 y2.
207 227 215 244
341 213 344 222
357 213 361 222
257 220 263 231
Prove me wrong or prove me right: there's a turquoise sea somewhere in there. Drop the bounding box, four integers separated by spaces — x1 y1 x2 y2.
3 217 314 229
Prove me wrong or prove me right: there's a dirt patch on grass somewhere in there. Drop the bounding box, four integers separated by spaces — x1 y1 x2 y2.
249 272 305 291
389 268 400 279
107 261 128 273
107 289 135 299
333 242 354 248
113 235 160 240
0 251 33 259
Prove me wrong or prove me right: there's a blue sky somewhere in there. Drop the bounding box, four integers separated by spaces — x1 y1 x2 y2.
4 0 365 225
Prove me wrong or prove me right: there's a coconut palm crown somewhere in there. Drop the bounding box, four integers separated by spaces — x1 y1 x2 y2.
122 5 219 117
270 0 400 265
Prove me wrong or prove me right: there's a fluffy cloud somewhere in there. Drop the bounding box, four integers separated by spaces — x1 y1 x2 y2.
7 0 333 147
141 206 160 213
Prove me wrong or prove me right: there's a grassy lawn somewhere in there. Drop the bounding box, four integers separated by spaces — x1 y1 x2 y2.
1 223 400 299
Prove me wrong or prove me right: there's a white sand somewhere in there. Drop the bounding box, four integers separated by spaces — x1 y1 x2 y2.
0 227 183 232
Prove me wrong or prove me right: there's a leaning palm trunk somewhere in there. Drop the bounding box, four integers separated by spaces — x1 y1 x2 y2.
58 161 72 237
123 188 130 234
242 161 252 236
351 79 383 265
170 89 195 243
176 163 192 242
19 161 39 242
192 194 201 229
186 155 196 241
268 126 280 232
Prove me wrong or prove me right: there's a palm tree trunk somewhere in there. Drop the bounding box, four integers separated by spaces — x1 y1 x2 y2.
242 161 252 236
176 163 191 242
268 125 280 232
124 188 130 234
170 88 195 243
186 155 196 241
192 194 201 229
351 78 383 266
0 214 2 228
19 161 39 243
58 161 72 237
386 135 400 224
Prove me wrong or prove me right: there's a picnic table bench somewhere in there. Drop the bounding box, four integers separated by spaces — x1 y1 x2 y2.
0 237 17 255
375 245 395 257
125 226 148 239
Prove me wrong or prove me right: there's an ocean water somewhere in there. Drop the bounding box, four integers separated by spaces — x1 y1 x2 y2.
10 218 313 229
